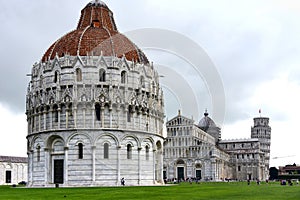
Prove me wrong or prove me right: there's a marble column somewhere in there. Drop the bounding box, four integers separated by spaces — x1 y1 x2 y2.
27 151 33 186
101 106 105 128
50 108 53 129
44 148 49 185
64 147 69 185
117 145 121 185
43 110 47 130
153 149 156 184
92 146 96 183
58 107 61 129
138 147 142 185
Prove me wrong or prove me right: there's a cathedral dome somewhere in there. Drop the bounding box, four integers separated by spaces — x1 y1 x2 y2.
198 110 217 131
42 0 148 64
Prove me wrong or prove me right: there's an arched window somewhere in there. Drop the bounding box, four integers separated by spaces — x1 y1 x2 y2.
76 68 82 82
92 20 100 28
99 69 106 82
127 106 132 122
5 171 11 183
37 145 41 162
127 110 131 122
53 105 59 123
127 144 132 159
31 116 35 131
54 71 59 83
121 71 127 84
104 143 109 159
145 146 149 161
78 143 83 159
95 104 101 121
68 104 73 116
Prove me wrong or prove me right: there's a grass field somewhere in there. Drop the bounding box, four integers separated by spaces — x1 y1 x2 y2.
0 181 299 200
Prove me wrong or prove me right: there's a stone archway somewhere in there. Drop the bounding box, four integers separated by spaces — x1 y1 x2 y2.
46 136 65 185
195 163 202 180
176 159 185 181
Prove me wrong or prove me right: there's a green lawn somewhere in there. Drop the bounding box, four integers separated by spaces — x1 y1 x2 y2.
0 181 299 200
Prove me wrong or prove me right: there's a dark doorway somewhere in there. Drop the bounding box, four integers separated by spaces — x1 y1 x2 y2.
163 170 167 179
5 171 11 183
54 159 64 184
248 174 252 180
177 167 184 181
196 170 202 180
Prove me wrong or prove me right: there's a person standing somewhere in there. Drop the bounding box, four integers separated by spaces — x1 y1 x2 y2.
121 177 125 186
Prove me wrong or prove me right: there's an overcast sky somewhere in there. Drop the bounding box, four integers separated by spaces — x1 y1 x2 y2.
1 0 300 168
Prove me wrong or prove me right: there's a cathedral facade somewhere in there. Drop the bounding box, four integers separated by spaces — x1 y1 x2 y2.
26 1 164 187
164 111 271 182
164 111 231 181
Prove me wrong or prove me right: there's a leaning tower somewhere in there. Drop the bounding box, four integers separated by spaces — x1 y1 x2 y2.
251 116 271 180
26 1 164 187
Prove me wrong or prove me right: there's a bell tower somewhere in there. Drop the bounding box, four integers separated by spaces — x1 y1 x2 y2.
251 113 271 179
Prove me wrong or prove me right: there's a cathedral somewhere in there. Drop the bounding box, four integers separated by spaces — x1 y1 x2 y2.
25 1 271 187
164 111 271 182
26 1 164 187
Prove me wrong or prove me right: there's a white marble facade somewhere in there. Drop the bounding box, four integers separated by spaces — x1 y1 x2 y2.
164 112 231 181
0 156 27 185
26 55 164 187
26 1 164 187
164 112 271 182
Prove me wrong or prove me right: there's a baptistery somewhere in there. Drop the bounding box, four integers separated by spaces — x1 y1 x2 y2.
26 0 164 187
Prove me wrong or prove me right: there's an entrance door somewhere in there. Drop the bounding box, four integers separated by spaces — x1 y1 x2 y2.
177 167 184 181
54 159 64 184
196 170 202 180
248 174 252 180
163 170 167 180
5 171 11 183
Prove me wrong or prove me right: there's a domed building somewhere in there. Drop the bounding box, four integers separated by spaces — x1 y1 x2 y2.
164 111 231 182
198 110 221 143
164 110 271 182
26 0 164 187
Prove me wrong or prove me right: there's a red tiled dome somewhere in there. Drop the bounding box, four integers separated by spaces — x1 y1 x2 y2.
42 1 148 64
